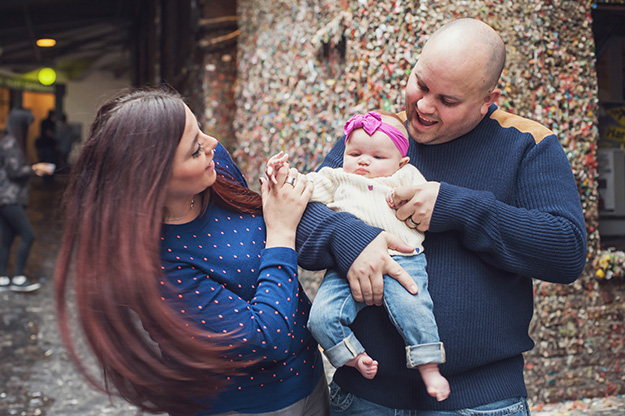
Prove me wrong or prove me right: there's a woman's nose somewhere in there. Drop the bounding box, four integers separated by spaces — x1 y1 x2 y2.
204 135 218 153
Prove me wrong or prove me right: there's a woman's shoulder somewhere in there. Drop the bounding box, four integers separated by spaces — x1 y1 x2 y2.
214 143 248 187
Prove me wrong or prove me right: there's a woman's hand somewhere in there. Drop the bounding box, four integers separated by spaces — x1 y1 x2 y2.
260 162 313 249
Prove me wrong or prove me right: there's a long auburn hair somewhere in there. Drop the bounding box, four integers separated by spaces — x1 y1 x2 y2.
54 87 261 415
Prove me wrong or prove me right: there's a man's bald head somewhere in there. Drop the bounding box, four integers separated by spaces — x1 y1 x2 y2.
423 18 506 92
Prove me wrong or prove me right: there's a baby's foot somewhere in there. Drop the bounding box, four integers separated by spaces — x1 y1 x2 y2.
346 352 379 379
418 363 450 401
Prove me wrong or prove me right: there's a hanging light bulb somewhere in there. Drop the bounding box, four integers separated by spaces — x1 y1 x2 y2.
38 67 56 85
36 38 56 47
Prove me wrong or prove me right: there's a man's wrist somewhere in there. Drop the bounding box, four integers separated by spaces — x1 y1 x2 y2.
333 225 383 276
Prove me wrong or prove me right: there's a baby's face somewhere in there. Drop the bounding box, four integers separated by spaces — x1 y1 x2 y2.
343 128 404 179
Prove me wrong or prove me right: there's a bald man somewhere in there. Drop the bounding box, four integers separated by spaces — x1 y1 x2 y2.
296 18 586 415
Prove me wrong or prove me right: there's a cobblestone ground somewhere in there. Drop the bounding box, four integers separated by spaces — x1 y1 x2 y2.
0 176 149 416
0 176 623 415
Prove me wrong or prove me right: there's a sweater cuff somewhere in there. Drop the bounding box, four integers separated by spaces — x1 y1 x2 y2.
332 220 384 277
260 247 298 270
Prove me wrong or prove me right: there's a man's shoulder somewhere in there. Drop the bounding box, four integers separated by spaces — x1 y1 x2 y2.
488 108 554 144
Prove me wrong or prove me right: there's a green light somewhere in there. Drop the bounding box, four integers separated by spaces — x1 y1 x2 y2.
38 67 56 85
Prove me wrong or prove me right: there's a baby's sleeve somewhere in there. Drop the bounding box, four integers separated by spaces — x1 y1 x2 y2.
307 167 340 205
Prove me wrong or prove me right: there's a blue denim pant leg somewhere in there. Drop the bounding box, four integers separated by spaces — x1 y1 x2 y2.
0 204 35 276
419 397 531 416
308 269 366 368
384 255 444 368
329 381 531 416
329 381 397 416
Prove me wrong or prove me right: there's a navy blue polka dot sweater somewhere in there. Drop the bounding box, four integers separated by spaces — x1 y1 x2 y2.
160 144 323 414
296 105 587 411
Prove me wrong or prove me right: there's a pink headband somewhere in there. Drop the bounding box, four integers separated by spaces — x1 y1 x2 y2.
343 112 409 157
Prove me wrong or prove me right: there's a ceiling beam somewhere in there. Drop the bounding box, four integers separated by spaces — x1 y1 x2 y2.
21 4 42 63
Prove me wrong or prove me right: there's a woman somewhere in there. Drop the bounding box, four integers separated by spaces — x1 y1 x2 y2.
54 87 328 415
0 110 53 292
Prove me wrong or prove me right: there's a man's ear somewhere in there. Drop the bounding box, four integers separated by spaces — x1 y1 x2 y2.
399 156 410 169
481 87 502 116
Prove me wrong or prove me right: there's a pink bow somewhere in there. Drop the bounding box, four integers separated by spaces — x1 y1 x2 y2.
344 112 383 137
343 112 409 157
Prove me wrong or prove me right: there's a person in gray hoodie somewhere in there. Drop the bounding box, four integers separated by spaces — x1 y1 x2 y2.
0 109 53 292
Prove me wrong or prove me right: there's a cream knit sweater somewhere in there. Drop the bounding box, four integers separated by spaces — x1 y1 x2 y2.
308 165 427 256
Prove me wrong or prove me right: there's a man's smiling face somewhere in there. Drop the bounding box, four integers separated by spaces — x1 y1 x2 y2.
404 34 499 145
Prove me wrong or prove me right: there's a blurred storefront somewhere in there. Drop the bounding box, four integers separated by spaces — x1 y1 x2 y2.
0 73 57 163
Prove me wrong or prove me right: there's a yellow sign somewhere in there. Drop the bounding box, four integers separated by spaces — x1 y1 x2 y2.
606 106 625 127
0 74 55 92
604 125 625 144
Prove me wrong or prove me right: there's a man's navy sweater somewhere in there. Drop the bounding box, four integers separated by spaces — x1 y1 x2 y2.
296 104 587 410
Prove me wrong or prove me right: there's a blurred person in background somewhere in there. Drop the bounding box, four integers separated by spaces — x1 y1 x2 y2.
1 109 54 292
6 106 34 155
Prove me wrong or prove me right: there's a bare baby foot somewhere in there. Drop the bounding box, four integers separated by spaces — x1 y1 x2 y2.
418 362 450 401
346 352 379 379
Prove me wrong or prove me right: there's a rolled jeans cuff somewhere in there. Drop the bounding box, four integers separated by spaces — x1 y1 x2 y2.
406 342 446 368
324 332 366 368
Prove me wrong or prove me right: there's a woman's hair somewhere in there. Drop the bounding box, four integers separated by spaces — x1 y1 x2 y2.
54 87 260 415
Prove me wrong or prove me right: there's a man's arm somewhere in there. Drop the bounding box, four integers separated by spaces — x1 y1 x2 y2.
296 201 382 273
431 135 586 283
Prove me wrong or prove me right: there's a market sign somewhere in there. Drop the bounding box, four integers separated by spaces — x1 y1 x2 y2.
606 106 625 127
0 74 55 93
604 125 625 144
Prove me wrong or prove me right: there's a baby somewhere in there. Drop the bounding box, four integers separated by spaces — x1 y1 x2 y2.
266 111 449 401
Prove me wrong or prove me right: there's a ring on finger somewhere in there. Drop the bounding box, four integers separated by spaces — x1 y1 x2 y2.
285 176 297 186
407 217 420 228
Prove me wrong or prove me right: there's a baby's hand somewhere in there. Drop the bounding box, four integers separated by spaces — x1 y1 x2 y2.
266 151 289 184
386 189 409 210
386 189 400 210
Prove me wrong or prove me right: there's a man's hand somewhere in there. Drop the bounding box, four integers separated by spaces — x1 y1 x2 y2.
387 182 441 232
346 232 417 306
